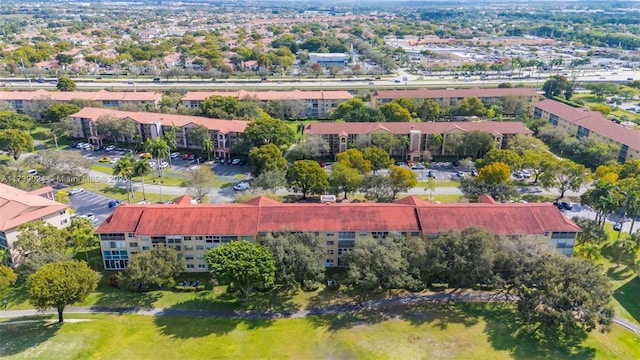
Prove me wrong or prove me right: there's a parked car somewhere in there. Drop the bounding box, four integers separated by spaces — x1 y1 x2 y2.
149 161 157 168
159 161 169 169
85 213 98 223
27 169 38 176
98 157 111 163
108 199 121 208
93 145 102 151
456 171 465 178
411 164 426 170
110 158 119 164
170 152 180 159
561 202 573 211
427 170 436 178
68 188 85 195
182 153 190 160
513 171 524 178
471 169 478 177
105 145 116 152
233 181 250 191
319 162 326 168
614 222 622 231
231 158 242 165
139 152 152 159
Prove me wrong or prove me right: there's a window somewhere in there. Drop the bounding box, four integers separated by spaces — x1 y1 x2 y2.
325 259 334 267
195 245 205 251
326 232 334 237
129 242 138 248
411 232 420 237
142 246 150 251
359 231 368 236
184 245 194 251
100 233 125 241
61 219 68 225
195 236 203 241
186 264 195 269
327 249 334 255
372 231 389 239
185 255 194 260
198 264 206 269
196 254 204 259
183 236 192 241
326 241 334 246
140 236 150 242
128 233 134 238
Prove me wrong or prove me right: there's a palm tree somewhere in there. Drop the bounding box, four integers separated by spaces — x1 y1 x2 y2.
134 159 152 201
579 243 602 263
586 180 619 228
145 137 170 179
203 136 214 161
162 125 178 166
113 153 136 203
622 189 640 236
615 237 636 267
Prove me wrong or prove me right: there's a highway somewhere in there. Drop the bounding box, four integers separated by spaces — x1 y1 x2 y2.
1 68 636 91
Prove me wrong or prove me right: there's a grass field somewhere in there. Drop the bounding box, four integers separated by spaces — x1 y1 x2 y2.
1 303 639 360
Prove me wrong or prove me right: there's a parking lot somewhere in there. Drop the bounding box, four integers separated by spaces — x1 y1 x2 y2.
67 188 119 226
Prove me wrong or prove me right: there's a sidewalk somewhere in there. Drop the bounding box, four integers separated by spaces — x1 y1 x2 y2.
0 290 636 334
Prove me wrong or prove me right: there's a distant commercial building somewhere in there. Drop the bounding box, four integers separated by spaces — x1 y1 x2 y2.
95 195 580 271
304 121 533 162
309 53 349 68
181 90 352 119
70 107 248 159
531 99 640 163
0 183 71 265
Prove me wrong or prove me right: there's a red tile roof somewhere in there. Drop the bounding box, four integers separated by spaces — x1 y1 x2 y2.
70 107 249 134
181 90 352 102
0 183 69 231
372 87 540 101
0 89 162 102
96 197 580 236
533 99 640 151
304 121 533 137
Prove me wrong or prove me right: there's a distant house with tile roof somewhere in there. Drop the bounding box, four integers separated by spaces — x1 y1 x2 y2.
371 88 540 110
95 195 580 271
531 99 640 163
181 90 352 118
0 183 71 265
304 121 533 162
69 107 249 159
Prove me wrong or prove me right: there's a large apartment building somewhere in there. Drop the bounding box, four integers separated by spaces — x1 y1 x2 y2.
304 121 533 163
0 89 162 116
0 183 71 265
371 87 540 108
95 195 580 272
70 107 248 159
181 90 352 118
531 99 640 163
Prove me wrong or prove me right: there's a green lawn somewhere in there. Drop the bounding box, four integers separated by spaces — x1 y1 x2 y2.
1 303 638 360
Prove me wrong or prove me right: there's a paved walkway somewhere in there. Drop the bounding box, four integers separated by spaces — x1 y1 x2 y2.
0 290 637 334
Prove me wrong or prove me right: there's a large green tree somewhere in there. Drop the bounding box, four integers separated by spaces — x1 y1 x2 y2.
362 146 394 173
540 159 590 199
27 260 99 322
186 165 216 203
542 75 569 98
248 143 288 177
0 111 35 131
244 115 295 148
43 103 80 123
0 265 17 293
117 245 184 292
457 97 487 117
56 76 76 91
387 165 418 199
476 149 522 171
286 160 329 200
329 161 362 199
14 220 67 260
459 131 495 160
68 217 98 262
344 237 412 290
379 102 413 122
205 241 276 297
516 255 612 343
0 129 33 159
262 232 325 289
335 148 372 175
185 124 211 149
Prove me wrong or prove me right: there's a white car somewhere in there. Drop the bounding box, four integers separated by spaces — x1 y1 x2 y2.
68 188 85 195
105 145 116 152
149 161 157 168
110 158 119 164
159 161 169 169
170 152 180 159
231 158 241 165
188 165 200 170
233 182 250 191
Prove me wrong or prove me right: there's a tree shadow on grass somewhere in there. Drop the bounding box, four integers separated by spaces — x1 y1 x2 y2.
0 316 61 356
606 265 636 281
90 287 161 311
3 278 30 309
482 303 596 360
614 276 640 324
